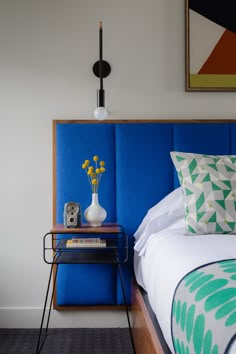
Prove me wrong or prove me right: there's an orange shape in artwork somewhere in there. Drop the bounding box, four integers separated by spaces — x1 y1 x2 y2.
198 30 236 74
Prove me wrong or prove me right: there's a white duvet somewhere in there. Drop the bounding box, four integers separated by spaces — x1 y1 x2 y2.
134 229 236 353
133 188 236 353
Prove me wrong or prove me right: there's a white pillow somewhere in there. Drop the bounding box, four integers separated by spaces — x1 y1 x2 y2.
133 187 185 254
134 187 184 240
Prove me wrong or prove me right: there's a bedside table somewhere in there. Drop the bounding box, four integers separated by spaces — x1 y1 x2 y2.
44 223 128 265
36 223 134 353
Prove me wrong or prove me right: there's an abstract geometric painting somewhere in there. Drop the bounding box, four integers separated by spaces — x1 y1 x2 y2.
186 0 236 91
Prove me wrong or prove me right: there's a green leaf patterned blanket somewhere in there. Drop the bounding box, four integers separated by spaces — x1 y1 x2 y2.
171 259 236 354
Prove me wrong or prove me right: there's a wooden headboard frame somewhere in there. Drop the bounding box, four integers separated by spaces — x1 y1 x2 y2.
52 119 236 310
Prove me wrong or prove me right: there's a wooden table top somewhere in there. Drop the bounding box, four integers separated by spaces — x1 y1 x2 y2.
50 223 123 234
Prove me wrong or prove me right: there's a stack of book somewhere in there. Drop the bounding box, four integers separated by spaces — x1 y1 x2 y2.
66 238 106 248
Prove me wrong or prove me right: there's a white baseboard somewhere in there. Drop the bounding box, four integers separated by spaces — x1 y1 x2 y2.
0 308 129 328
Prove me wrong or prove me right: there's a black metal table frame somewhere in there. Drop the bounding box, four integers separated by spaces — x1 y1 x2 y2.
36 226 135 354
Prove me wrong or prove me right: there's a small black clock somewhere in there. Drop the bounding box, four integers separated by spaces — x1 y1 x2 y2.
63 202 82 228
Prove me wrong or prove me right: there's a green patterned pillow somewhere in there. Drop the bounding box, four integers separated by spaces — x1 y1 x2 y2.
170 151 236 235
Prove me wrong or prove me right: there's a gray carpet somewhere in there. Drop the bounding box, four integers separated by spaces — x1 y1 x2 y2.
0 328 134 354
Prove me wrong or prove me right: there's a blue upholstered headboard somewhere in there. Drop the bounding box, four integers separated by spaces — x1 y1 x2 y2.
53 120 236 307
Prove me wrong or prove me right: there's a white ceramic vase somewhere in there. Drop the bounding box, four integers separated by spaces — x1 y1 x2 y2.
84 193 107 227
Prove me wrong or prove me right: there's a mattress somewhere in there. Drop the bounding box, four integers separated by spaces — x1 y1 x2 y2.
134 228 236 353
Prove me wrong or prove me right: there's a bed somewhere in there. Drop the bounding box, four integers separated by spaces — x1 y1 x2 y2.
133 187 236 353
132 145 236 353
54 120 236 353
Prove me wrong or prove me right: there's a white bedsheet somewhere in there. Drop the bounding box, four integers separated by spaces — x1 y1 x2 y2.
134 228 236 353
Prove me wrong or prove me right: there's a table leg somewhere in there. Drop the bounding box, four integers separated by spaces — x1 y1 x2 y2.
35 263 58 353
117 262 136 354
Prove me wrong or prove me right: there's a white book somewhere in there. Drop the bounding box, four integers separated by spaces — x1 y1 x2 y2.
66 239 106 248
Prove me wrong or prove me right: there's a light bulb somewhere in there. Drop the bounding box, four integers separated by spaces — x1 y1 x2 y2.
94 107 108 120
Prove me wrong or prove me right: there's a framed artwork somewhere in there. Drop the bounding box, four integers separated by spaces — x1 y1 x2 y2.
185 0 236 91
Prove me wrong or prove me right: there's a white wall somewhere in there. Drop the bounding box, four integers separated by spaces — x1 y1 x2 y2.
0 0 236 328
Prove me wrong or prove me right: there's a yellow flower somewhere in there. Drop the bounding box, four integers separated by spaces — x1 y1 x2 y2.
82 154 106 193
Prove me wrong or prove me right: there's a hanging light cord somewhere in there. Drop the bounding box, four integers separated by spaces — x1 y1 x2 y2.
99 21 103 91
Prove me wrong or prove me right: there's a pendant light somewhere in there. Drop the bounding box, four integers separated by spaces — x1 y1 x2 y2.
93 22 111 120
